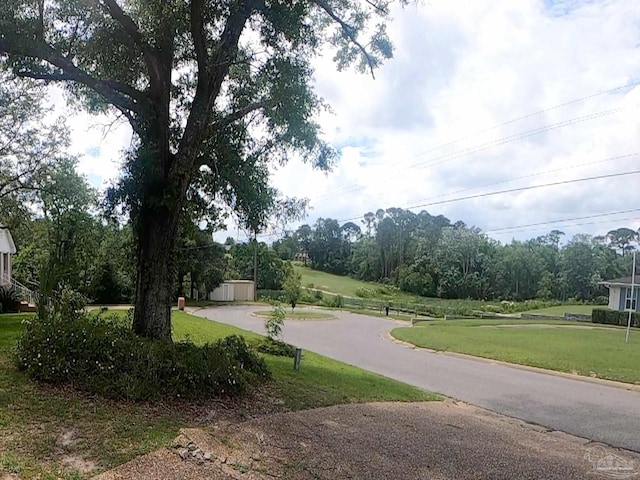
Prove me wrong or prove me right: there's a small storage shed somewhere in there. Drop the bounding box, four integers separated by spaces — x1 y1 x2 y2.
209 280 255 302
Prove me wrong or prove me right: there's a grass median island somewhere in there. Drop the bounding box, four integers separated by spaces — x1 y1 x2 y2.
1 311 436 479
252 309 336 320
392 319 640 384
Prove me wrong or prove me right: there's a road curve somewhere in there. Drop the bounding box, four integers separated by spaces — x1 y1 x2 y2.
193 305 640 452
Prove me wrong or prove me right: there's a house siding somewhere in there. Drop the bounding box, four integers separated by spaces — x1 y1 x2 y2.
617 287 640 312
609 286 621 310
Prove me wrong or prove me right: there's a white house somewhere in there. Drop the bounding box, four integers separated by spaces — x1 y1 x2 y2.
208 280 255 302
0 227 16 286
600 277 640 312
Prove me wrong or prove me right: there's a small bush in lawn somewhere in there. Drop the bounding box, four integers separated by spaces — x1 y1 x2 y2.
15 312 270 401
257 338 296 357
354 287 376 298
299 290 320 305
329 294 344 308
50 285 89 320
0 286 20 313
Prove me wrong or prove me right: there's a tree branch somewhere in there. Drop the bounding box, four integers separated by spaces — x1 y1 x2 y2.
98 0 165 88
206 0 261 101
178 0 261 162
36 0 45 39
99 0 143 44
0 38 143 117
364 0 389 15
313 0 377 78
212 100 276 129
190 0 208 76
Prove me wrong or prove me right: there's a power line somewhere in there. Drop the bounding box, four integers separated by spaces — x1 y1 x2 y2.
407 108 621 170
378 152 640 209
313 107 622 201
410 79 640 159
336 168 640 223
485 208 640 234
493 216 640 236
313 78 640 201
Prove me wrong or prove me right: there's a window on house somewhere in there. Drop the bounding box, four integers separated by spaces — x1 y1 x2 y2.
626 288 637 310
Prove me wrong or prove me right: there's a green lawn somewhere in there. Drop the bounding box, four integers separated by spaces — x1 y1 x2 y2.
252 310 336 320
296 264 383 297
1 312 436 479
522 304 595 316
296 264 491 311
392 320 640 383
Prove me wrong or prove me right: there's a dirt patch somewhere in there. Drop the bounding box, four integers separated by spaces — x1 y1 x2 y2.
62 454 97 474
94 401 640 479
57 428 81 447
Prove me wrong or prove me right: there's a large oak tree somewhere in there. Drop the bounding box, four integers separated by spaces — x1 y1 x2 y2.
0 0 396 339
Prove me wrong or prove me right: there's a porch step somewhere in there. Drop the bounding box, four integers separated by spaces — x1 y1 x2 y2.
19 301 37 313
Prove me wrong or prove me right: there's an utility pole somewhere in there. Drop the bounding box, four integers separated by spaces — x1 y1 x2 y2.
626 251 636 343
253 230 258 301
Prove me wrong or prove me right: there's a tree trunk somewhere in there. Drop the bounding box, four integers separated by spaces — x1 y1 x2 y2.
133 208 180 341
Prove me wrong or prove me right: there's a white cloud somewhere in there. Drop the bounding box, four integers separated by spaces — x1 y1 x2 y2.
279 0 640 242
58 0 640 244
45 86 132 189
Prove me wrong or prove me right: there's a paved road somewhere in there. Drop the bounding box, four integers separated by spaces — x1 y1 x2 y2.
194 305 640 452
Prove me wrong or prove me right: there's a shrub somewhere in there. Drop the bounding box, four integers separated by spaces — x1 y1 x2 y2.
479 299 561 314
257 289 285 303
15 312 270 401
313 289 323 301
325 294 343 308
0 286 20 313
257 338 296 357
51 285 89 320
354 287 376 298
592 308 640 327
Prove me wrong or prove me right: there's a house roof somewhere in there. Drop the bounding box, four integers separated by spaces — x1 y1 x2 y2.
599 276 638 287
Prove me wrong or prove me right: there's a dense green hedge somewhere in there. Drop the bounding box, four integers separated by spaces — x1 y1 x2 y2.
15 312 270 400
592 308 640 328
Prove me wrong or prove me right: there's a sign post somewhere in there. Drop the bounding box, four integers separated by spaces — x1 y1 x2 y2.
294 347 302 371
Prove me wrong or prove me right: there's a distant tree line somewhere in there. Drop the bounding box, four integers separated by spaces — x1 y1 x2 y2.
272 208 637 302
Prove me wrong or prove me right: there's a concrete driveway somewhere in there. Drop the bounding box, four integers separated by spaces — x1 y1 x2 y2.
193 305 640 452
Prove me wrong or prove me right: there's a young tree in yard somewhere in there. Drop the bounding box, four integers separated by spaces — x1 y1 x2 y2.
0 0 397 340
283 272 302 312
265 302 286 341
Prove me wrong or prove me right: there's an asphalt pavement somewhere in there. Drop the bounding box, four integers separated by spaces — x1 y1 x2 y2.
193 305 640 452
